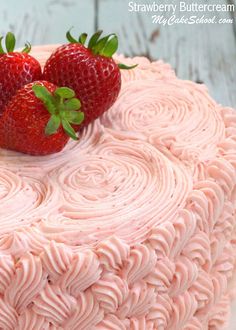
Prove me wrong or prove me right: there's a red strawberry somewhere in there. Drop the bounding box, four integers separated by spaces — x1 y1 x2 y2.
0 32 42 114
43 30 136 128
0 81 84 156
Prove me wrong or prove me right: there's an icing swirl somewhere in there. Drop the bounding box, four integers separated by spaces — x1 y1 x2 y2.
101 80 225 162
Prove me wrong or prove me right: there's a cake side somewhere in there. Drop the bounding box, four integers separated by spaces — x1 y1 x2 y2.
0 45 235 329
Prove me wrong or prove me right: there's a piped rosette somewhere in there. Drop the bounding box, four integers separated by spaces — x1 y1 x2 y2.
41 130 192 245
114 54 176 82
101 79 225 163
0 167 58 235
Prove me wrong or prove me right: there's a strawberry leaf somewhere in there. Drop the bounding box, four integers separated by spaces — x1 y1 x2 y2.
67 111 84 125
33 84 53 100
101 35 118 57
62 119 78 140
92 34 113 54
79 33 87 45
67 30 122 59
0 37 5 54
66 28 78 43
32 84 56 114
65 98 81 111
5 32 15 53
118 63 138 70
88 30 103 49
55 87 75 99
45 115 61 135
22 42 31 54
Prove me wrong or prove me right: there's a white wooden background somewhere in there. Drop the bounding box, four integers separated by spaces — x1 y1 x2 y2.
0 0 236 328
0 0 235 107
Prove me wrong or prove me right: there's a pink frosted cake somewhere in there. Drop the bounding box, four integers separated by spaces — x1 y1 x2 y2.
0 45 236 329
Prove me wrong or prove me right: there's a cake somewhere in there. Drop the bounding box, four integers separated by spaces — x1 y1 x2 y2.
0 44 235 330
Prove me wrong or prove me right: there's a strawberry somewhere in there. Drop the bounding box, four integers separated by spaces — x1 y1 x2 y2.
0 32 42 114
43 30 136 128
0 81 84 156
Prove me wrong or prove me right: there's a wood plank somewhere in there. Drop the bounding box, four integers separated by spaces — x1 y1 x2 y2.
0 0 95 48
98 0 236 108
228 0 236 37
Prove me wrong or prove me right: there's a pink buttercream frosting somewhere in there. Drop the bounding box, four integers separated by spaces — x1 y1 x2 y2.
0 45 235 329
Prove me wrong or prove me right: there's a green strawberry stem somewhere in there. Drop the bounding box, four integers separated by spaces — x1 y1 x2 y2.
32 84 84 140
0 32 31 54
66 29 137 70
118 63 138 70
